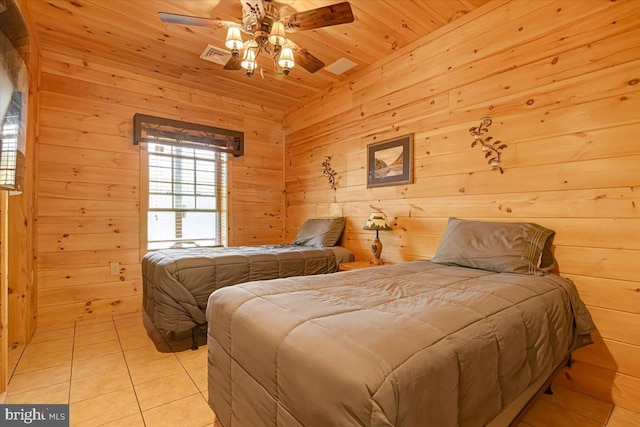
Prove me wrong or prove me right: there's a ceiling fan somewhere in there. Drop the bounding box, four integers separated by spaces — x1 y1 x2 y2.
159 0 355 77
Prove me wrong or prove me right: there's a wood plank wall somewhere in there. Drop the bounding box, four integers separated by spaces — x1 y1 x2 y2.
284 0 640 413
35 51 285 324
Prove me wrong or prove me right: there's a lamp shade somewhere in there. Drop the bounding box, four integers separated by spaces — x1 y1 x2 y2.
278 43 295 69
268 21 286 47
362 213 392 231
241 41 258 70
225 26 243 51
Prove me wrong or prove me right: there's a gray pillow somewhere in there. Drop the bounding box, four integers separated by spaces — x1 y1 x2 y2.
293 217 346 248
431 218 556 275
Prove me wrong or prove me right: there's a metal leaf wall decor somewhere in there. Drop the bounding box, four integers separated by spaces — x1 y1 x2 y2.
322 156 337 189
469 117 507 174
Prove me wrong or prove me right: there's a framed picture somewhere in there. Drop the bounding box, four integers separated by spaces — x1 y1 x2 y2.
366 134 413 188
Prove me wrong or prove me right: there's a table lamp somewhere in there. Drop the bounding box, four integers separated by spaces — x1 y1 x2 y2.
362 212 392 265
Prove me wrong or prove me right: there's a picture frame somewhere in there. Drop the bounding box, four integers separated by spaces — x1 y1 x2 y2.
366 134 413 188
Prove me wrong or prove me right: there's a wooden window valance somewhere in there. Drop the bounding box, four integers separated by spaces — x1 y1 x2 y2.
133 113 244 157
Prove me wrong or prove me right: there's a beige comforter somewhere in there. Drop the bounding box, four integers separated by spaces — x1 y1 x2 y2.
143 245 351 333
207 261 594 427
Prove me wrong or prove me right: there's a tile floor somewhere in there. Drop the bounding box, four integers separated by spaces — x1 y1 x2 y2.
7 312 216 427
5 312 640 427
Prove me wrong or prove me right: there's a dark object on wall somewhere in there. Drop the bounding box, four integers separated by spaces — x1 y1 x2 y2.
322 156 337 189
366 134 413 188
469 116 507 174
133 113 244 157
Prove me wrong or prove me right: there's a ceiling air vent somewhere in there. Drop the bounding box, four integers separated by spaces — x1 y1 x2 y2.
324 57 358 75
199 45 232 66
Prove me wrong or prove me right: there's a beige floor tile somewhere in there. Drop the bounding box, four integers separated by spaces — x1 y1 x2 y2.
123 343 172 366
14 348 72 375
73 339 122 361
135 371 200 410
188 366 209 393
128 355 184 385
8 344 26 363
116 323 154 338
524 399 604 427
7 345 26 375
541 385 613 423
119 328 168 351
22 337 74 358
72 352 127 380
30 327 75 344
70 367 132 403
8 364 72 395
142 393 216 427
116 320 160 335
69 387 139 426
74 320 116 336
35 321 76 333
607 406 640 426
74 316 114 326
74 328 119 348
7 382 70 404
113 311 145 321
175 346 208 371
100 412 146 427
113 312 152 329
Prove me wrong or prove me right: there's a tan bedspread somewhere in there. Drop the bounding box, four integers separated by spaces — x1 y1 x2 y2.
143 244 351 333
207 261 594 427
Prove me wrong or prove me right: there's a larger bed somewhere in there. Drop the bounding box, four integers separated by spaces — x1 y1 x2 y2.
206 219 595 427
142 217 352 334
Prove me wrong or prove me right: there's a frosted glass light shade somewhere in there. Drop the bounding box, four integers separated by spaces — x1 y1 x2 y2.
241 42 258 70
268 21 286 46
225 26 243 50
278 44 295 69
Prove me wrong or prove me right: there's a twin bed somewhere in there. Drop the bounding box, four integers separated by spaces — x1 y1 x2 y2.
205 218 595 427
142 217 352 335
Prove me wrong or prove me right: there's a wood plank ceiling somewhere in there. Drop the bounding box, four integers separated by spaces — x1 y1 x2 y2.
28 0 490 111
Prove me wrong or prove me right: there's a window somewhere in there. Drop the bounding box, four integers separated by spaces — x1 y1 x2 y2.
0 95 19 186
145 141 227 250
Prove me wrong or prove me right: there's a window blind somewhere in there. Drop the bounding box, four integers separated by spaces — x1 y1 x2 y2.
146 141 227 250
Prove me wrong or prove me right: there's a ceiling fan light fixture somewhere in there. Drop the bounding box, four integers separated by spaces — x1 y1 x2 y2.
241 41 258 76
160 1 357 76
278 44 295 72
268 21 286 47
225 26 244 52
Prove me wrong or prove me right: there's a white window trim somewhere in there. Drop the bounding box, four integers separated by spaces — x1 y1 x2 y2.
139 142 228 257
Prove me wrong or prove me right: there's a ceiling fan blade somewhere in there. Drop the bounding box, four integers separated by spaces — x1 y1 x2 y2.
289 41 325 73
158 12 226 28
283 2 354 32
223 55 243 71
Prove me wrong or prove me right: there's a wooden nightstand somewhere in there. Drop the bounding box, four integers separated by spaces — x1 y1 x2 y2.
338 261 391 271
